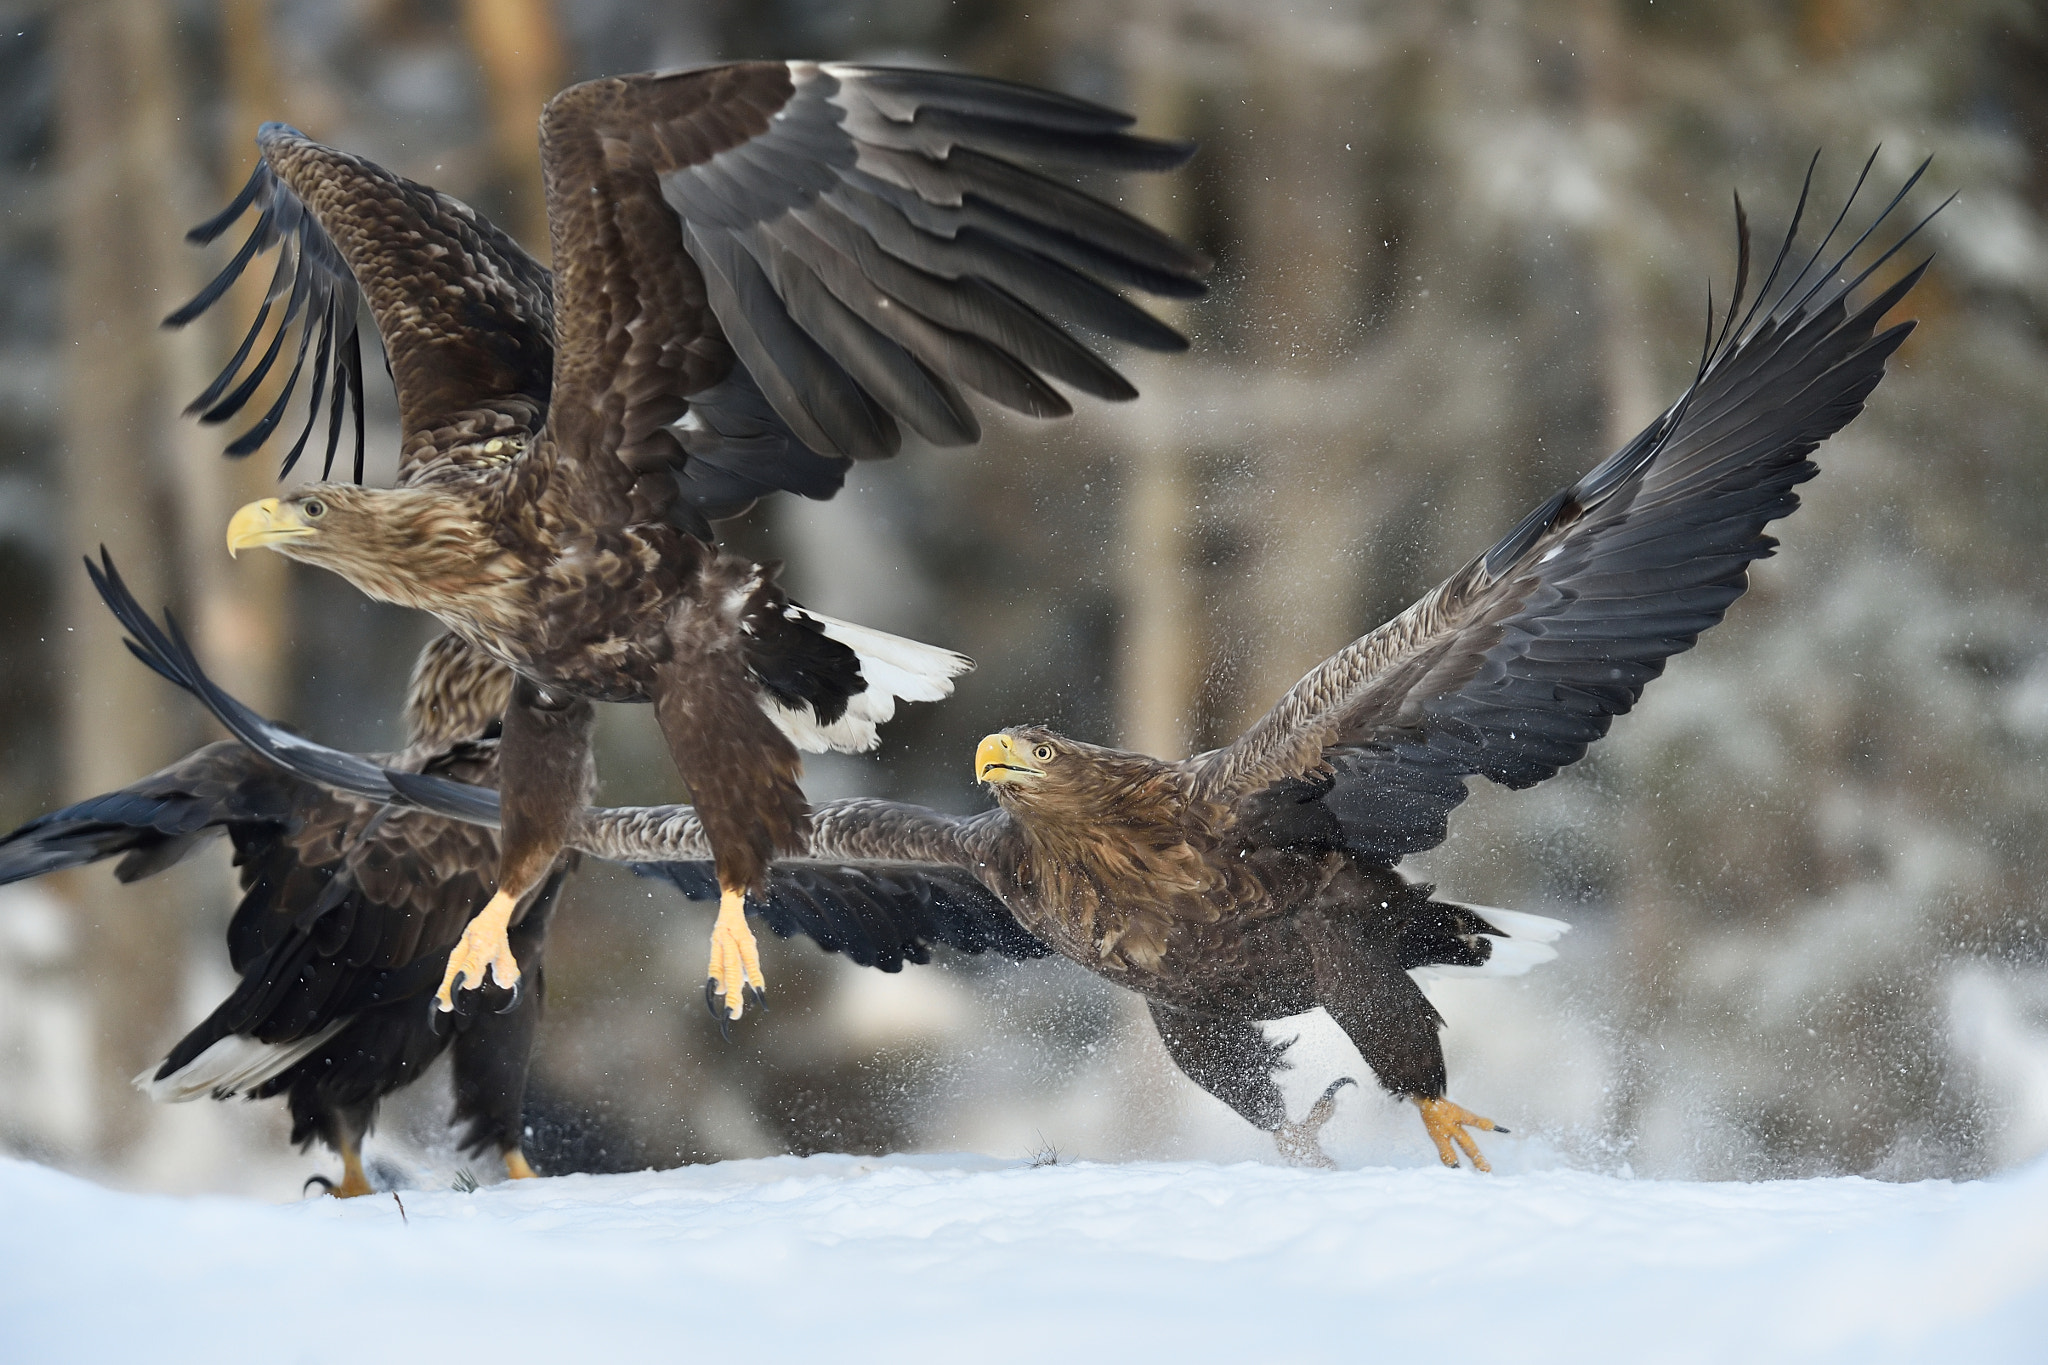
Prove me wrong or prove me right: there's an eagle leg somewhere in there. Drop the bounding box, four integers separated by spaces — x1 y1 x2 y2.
1413 1096 1505 1172
1273 1076 1357 1169
503 1149 539 1181
435 889 522 1012
706 885 766 1023
305 1139 374 1199
435 676 587 1015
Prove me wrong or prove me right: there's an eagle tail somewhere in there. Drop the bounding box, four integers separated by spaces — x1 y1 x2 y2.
135 1022 348 1103
1406 897 1570 982
760 611 972 754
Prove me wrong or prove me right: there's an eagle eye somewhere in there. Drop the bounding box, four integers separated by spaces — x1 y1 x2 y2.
301 498 326 519
1032 744 1054 762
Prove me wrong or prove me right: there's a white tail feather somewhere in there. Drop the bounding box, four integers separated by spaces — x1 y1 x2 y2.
762 613 973 754
1467 904 1571 944
1410 902 1571 982
134 1022 346 1103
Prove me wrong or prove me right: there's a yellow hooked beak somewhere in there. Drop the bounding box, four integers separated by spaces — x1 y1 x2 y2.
976 733 1044 785
226 498 314 557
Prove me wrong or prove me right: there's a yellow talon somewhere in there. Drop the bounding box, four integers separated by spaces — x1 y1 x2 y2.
1414 1096 1502 1172
312 1144 374 1198
706 886 765 1021
503 1150 538 1181
436 889 521 1011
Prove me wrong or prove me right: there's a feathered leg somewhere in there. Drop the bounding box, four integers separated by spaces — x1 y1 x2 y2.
301 1101 375 1198
653 644 807 1027
1298 907 1503 1171
1146 1000 1353 1167
451 868 559 1180
438 680 592 1012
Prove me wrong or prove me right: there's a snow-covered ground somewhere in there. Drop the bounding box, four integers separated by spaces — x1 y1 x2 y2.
3 1151 2043 1363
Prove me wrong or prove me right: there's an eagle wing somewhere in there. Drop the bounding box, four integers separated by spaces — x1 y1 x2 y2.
0 726 515 1099
87 549 508 827
167 125 557 481
637 859 1047 969
85 549 1046 969
1185 156 1939 862
0 739 283 887
198 766 508 1043
533 61 1206 527
13 579 537 1096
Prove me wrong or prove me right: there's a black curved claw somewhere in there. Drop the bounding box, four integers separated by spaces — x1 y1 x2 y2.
494 976 525 1015
743 983 766 1015
1300 1077 1358 1133
1493 1124 1511 1135
303 1173 337 1196
1314 1076 1359 1109
706 978 733 1043
426 998 449 1035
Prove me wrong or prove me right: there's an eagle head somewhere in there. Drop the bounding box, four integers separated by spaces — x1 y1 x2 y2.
976 726 1176 818
225 486 498 610
976 727 1060 790
976 726 1220 959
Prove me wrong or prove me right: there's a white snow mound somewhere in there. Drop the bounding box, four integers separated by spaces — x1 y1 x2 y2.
1 1151 2044 1363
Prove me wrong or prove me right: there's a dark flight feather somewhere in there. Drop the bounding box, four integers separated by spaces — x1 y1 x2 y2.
165 124 553 481
636 860 1048 969
86 549 503 824
540 59 1207 496
170 63 1205 528
167 164 370 479
1190 158 1937 870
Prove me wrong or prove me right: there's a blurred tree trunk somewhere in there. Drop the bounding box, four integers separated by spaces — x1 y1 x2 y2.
460 0 563 261
55 0 191 1164
1576 0 1664 1154
1227 31 1376 730
1115 0 1198 761
1577 0 1658 451
51 0 296 1173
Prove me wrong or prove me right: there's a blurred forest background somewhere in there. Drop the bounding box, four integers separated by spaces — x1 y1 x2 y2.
2 0 2047 1197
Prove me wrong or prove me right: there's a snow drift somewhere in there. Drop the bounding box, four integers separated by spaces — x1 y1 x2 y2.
1 1151 2043 1363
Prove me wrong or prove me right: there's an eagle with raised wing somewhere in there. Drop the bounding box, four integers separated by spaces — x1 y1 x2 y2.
174 62 1206 1025
159 159 1933 1170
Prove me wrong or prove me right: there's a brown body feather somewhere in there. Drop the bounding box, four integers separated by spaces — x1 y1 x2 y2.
957 743 1438 1039
969 741 1262 977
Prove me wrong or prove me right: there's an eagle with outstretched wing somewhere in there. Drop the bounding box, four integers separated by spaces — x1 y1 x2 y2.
154 158 1933 1171
0 620 557 1194
172 62 1205 1025
0 554 1050 1195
